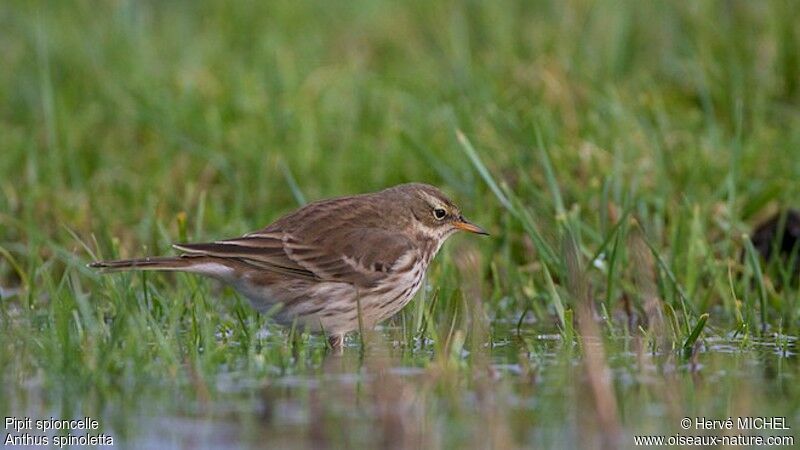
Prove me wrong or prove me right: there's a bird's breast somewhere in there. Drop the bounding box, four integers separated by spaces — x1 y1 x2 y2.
359 256 430 325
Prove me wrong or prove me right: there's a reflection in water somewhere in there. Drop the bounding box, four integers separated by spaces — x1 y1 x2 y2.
3 330 798 449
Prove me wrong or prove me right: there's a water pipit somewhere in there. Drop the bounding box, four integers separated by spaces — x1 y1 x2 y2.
90 183 488 348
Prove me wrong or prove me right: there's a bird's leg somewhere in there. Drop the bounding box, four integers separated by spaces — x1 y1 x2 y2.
328 333 345 353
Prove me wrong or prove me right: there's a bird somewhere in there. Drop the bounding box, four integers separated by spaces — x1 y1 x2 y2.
89 183 488 349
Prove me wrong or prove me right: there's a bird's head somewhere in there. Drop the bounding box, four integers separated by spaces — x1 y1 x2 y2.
388 183 488 241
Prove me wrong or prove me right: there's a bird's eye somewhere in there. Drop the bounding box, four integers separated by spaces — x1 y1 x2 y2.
433 208 447 220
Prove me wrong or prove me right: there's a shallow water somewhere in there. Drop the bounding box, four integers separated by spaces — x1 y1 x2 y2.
6 327 797 449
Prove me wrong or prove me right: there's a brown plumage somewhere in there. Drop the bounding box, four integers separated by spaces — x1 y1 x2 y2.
89 183 487 348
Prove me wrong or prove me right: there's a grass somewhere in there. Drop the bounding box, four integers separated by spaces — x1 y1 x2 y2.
1 0 800 448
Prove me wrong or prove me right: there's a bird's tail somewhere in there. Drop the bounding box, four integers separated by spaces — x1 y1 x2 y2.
88 256 197 272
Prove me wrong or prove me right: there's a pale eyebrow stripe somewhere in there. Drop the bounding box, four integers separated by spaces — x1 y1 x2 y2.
418 191 446 209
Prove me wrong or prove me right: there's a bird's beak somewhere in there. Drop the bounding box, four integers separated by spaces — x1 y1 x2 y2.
453 216 489 235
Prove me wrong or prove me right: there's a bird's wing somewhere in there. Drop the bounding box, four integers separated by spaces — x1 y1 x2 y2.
174 228 416 286
283 228 417 286
173 232 318 280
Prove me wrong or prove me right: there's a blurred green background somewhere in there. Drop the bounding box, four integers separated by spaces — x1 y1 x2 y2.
1 0 799 448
